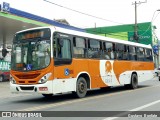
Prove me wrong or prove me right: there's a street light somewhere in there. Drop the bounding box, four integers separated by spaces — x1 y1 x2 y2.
151 9 160 22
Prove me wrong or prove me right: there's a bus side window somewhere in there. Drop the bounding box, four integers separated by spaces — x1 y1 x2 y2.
88 39 100 59
60 39 71 59
53 33 72 65
53 33 59 58
122 45 129 60
116 43 124 60
145 49 153 61
73 37 86 58
137 47 145 61
53 39 61 58
129 46 137 61
103 42 115 60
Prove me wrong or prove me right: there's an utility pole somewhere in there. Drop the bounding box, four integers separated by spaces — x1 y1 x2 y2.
132 0 147 42
134 1 138 42
94 23 96 33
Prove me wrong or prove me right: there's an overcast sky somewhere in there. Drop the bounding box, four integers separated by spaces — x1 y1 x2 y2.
1 0 160 38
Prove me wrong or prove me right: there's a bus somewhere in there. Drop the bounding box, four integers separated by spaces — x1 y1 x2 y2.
10 26 154 98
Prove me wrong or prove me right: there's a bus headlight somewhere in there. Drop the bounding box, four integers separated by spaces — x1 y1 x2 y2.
38 73 52 84
10 75 16 84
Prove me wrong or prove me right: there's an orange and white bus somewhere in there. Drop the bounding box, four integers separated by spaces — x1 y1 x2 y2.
10 26 154 98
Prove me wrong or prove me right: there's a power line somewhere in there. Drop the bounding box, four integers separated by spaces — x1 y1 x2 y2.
43 0 125 25
43 0 157 40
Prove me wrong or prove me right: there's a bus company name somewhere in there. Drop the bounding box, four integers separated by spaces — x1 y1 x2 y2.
130 35 151 41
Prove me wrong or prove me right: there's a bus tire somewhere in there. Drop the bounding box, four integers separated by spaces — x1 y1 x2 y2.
42 94 53 98
129 74 138 89
74 77 87 98
0 75 4 82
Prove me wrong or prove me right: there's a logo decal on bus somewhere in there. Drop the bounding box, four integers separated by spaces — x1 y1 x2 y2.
26 64 32 70
105 61 112 74
64 68 70 76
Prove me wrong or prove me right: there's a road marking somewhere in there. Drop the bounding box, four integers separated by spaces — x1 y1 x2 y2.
18 84 160 111
103 99 160 120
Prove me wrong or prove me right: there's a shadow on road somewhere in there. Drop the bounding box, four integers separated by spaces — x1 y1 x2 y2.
11 84 151 104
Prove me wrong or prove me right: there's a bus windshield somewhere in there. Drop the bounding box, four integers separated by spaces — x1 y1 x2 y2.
11 29 51 71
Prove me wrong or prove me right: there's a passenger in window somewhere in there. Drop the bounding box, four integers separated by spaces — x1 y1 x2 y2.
53 43 62 58
53 43 57 57
91 50 100 58
57 46 62 58
116 49 122 60
106 49 114 60
104 50 110 59
102 49 110 60
110 51 115 60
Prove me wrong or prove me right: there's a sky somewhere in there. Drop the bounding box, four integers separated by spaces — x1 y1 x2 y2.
1 0 160 38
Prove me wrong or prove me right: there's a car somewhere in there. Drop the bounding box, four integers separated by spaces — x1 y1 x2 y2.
0 71 10 82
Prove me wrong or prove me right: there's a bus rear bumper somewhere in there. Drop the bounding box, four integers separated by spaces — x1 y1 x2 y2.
10 81 53 94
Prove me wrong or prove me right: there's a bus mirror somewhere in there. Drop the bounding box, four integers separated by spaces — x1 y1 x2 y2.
59 39 63 47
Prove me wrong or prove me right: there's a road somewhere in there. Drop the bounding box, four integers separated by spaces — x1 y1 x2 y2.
0 78 160 120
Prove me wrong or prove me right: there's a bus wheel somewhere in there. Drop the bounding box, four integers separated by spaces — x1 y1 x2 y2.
42 94 53 98
0 75 4 82
129 74 138 89
74 77 87 98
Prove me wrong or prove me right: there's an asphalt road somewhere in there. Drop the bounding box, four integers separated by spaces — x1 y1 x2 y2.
0 78 160 120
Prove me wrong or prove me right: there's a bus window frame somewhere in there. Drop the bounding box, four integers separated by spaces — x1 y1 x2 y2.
102 41 116 60
137 47 145 61
73 36 87 58
128 45 137 61
116 43 125 60
53 32 72 66
88 39 101 59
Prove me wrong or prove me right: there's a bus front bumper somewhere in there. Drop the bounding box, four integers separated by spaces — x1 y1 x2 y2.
10 81 53 94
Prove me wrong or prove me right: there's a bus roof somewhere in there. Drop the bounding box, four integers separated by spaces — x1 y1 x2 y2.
16 26 152 49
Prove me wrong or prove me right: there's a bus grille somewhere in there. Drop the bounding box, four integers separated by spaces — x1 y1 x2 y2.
18 81 37 84
20 86 34 91
15 73 40 79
